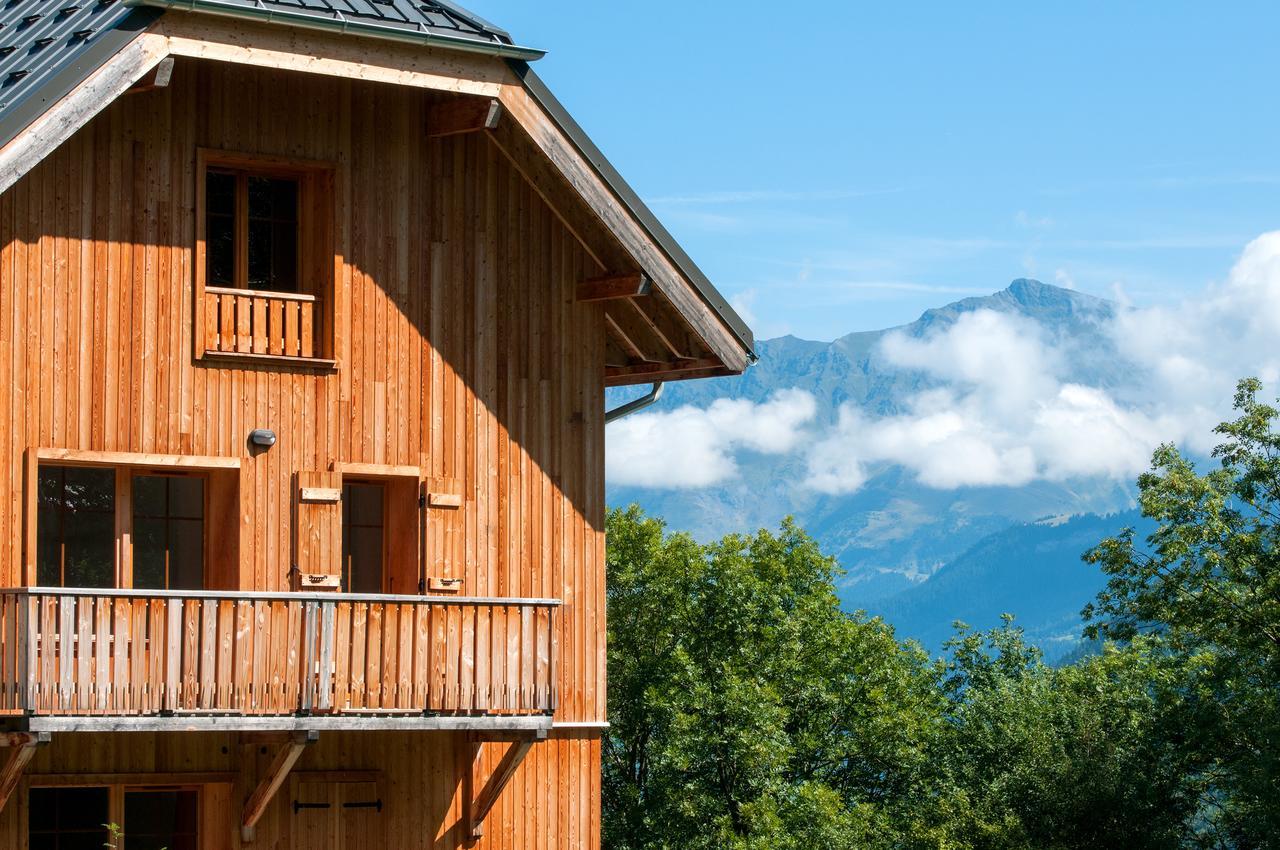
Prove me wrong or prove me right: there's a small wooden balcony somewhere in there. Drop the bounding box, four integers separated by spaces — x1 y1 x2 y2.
200 286 333 366
0 588 558 731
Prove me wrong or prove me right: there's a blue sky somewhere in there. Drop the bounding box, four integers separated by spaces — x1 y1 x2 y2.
473 1 1280 341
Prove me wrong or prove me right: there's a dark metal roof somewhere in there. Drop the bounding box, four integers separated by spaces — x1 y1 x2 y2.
0 0 161 153
132 0 531 53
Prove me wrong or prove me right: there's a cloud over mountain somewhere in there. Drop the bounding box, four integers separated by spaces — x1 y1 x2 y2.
609 232 1280 495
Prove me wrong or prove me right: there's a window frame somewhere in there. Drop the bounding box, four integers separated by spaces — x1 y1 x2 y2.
194 148 337 363
27 780 215 850
340 479 387 595
24 449 241 590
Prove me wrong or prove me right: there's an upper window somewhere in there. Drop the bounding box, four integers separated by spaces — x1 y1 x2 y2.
205 168 299 293
196 150 336 364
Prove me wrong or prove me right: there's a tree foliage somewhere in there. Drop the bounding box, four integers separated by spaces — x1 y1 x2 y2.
604 378 1280 849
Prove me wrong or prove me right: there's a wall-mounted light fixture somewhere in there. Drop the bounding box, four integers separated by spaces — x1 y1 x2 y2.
249 429 277 448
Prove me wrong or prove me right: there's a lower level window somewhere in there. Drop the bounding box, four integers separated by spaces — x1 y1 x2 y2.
28 786 109 850
29 786 199 850
123 788 199 850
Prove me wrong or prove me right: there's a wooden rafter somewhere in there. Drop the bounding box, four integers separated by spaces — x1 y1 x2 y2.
577 273 650 302
466 731 545 839
606 358 726 386
242 730 317 843
604 309 664 364
427 97 504 138
127 56 175 93
0 732 50 815
626 297 695 362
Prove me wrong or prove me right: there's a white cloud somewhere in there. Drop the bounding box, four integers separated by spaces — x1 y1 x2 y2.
807 232 1280 493
609 232 1280 496
606 389 816 489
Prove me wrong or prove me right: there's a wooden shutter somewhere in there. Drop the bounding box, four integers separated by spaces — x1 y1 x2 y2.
293 471 342 588
423 476 464 593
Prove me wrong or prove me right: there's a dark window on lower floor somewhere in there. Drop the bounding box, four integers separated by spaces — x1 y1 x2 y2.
124 788 199 850
28 786 109 850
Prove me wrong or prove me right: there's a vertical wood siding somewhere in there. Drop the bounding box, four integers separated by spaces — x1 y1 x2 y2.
0 59 604 847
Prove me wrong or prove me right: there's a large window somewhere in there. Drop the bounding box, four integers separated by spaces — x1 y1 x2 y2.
28 786 110 850
341 482 384 594
37 466 115 588
29 786 199 850
34 462 227 590
132 475 205 591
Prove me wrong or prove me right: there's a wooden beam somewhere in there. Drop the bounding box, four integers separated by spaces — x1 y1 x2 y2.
35 447 241 470
156 13 507 98
427 97 503 138
127 56 175 93
241 730 316 843
466 732 544 839
576 273 650 302
605 358 727 386
0 732 49 816
604 308 664 364
0 32 169 195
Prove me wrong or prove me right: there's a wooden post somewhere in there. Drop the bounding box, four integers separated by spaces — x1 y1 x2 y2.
241 729 316 843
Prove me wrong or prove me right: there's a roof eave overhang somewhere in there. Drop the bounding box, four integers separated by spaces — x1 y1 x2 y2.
505 61 756 361
124 0 547 62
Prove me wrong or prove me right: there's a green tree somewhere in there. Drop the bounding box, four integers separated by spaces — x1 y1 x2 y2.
1084 378 1280 845
938 618 1202 849
603 507 954 850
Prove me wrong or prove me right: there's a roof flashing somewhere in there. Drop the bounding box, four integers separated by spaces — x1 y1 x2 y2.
125 0 546 61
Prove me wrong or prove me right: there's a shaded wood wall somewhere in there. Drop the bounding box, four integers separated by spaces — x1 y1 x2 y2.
0 730 601 849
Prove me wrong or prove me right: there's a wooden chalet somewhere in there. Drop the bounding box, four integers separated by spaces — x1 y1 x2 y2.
0 0 754 846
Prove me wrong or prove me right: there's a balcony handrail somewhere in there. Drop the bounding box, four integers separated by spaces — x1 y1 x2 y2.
204 285 318 304
4 587 562 607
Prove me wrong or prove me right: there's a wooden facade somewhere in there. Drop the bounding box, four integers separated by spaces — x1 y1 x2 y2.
0 8 750 849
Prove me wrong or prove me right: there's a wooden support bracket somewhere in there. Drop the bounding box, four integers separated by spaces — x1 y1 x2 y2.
0 732 50 816
577 273 651 302
427 97 503 138
241 730 317 843
465 730 546 839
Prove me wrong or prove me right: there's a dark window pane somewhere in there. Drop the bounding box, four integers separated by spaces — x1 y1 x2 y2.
29 787 111 848
63 467 114 513
169 519 204 591
247 218 271 290
132 516 166 590
168 477 204 519
207 214 235 287
342 483 384 594
133 474 165 517
132 477 205 591
207 170 235 215
271 220 297 291
38 466 114 588
125 789 199 850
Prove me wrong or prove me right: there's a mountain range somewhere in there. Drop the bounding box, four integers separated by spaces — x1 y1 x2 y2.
606 279 1150 657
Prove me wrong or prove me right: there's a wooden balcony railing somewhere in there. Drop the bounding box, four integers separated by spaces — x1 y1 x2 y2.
202 286 320 359
0 588 558 718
